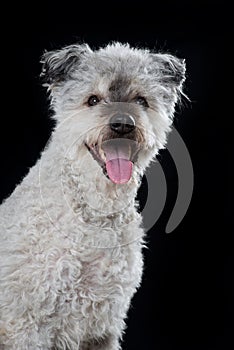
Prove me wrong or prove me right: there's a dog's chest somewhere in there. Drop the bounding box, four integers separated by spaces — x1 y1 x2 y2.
71 246 141 298
56 245 143 337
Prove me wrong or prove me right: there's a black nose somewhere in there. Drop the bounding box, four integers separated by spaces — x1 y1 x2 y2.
110 114 136 134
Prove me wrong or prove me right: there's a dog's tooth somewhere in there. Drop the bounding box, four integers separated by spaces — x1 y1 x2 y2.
99 147 106 161
129 143 131 158
98 134 103 148
96 135 105 161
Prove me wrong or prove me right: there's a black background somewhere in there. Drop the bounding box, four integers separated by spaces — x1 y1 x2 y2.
1 1 233 349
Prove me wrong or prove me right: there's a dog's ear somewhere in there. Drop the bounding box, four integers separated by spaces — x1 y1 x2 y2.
40 44 92 86
150 53 186 89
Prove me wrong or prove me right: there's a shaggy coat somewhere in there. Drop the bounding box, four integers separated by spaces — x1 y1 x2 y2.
0 43 185 349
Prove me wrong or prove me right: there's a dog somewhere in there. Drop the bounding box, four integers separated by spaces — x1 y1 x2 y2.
0 42 186 349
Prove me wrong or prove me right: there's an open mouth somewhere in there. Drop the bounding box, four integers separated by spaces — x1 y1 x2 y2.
85 138 140 184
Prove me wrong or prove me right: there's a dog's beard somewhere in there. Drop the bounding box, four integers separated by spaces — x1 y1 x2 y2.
86 138 141 184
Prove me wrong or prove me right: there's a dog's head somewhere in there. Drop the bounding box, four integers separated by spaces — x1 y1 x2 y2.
41 43 186 185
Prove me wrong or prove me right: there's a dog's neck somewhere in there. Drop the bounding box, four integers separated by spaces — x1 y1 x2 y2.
38 133 142 224
62 152 141 218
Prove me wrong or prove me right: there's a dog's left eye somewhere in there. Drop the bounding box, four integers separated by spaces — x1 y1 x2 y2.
88 95 100 106
136 96 149 107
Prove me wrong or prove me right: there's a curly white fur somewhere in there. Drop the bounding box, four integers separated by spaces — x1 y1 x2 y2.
0 42 185 349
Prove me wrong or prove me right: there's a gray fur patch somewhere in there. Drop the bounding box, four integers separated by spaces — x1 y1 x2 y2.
108 76 133 102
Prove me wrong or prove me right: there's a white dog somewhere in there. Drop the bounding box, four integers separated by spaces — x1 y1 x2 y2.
0 43 186 349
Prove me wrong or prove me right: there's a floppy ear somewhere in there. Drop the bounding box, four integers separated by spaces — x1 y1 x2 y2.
40 44 92 86
150 53 186 89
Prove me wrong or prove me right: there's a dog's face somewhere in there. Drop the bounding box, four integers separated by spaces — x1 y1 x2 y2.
41 43 185 185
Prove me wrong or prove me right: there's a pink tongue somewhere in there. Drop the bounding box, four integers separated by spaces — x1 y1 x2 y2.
102 140 134 184
106 159 133 184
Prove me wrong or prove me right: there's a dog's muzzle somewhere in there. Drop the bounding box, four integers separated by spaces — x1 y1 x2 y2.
85 113 140 185
109 114 135 135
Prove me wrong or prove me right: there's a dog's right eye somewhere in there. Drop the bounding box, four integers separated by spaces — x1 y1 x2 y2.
87 95 100 106
135 96 149 108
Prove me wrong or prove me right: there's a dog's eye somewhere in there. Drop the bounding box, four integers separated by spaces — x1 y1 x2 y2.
88 95 100 106
136 96 148 108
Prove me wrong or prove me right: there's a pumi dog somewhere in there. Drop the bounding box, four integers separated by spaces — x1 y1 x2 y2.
0 42 186 349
